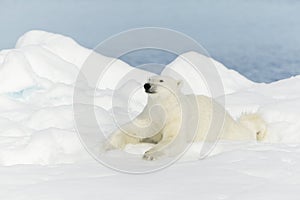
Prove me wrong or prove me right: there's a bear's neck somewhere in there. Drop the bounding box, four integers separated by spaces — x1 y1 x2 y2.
146 93 183 115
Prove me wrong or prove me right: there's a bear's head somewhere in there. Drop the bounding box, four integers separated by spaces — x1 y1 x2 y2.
143 76 183 98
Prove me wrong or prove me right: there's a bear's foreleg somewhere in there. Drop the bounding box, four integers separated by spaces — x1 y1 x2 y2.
105 129 141 150
143 136 173 160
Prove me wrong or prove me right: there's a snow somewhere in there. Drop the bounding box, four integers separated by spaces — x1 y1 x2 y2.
1 30 300 199
162 51 254 96
0 51 36 93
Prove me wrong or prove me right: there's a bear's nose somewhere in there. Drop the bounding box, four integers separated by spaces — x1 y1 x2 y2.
144 83 151 91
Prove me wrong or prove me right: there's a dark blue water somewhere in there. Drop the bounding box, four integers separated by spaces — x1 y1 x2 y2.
1 0 300 83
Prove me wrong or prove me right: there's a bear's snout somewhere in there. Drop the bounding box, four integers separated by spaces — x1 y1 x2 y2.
144 83 151 91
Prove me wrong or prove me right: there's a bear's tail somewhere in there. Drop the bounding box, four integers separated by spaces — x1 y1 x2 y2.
237 113 268 141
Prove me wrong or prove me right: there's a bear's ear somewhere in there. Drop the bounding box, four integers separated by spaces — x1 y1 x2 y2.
177 80 183 88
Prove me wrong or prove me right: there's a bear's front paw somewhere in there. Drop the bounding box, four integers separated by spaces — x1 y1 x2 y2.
143 150 164 161
143 152 155 161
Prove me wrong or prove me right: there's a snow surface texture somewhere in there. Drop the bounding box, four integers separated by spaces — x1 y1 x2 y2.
1 30 300 199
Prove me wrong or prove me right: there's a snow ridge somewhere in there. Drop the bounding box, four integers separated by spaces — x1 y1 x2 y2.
0 30 300 166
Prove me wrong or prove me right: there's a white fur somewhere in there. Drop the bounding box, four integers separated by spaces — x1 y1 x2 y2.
105 76 267 160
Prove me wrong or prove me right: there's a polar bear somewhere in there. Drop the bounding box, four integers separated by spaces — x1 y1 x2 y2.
105 76 267 160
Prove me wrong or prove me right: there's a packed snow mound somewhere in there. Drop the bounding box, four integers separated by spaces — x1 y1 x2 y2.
0 51 36 93
0 30 299 166
16 30 91 67
162 51 255 96
13 30 154 91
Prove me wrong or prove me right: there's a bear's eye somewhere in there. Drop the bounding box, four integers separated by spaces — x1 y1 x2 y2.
159 80 164 82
